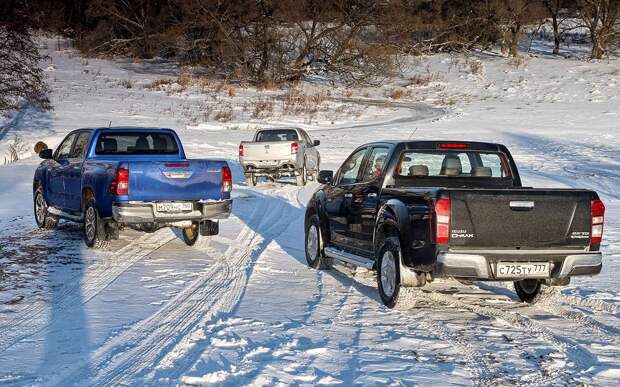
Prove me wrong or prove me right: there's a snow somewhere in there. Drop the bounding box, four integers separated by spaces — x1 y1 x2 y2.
0 37 620 385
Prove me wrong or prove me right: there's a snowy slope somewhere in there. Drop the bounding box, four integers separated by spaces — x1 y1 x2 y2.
0 39 619 385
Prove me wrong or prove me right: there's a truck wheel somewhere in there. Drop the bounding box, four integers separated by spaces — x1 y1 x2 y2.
514 279 544 303
377 237 403 308
246 173 257 187
305 215 331 269
296 163 307 186
34 187 58 229
182 222 201 246
83 198 109 249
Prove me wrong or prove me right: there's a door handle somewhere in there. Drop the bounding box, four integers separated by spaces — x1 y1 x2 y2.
509 201 535 210
367 193 377 198
344 193 353 198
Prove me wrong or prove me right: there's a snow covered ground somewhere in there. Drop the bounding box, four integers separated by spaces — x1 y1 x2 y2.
0 38 619 385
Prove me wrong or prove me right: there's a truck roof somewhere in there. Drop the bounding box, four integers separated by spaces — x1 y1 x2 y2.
361 140 508 152
76 127 177 133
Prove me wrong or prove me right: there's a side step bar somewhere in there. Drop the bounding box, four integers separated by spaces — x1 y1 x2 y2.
48 206 83 222
324 247 374 269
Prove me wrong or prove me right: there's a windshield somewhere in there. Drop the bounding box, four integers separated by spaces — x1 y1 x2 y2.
95 132 179 155
396 150 512 178
256 129 299 142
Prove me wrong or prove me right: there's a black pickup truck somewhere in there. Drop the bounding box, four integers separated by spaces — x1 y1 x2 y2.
304 141 605 308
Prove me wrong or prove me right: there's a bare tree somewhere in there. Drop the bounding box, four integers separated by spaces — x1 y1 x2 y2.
491 0 546 57
578 0 620 59
0 26 51 113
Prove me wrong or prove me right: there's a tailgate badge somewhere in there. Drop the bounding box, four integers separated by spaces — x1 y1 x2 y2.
162 170 193 179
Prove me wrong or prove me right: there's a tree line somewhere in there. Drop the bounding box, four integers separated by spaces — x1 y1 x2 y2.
1 0 619 112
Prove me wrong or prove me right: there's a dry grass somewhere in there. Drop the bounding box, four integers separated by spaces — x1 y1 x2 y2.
405 74 433 87
252 97 274 118
228 85 237 97
145 78 174 90
468 59 484 76
385 88 410 99
508 56 527 68
282 87 328 114
610 68 620 76
214 103 234 122
3 134 28 165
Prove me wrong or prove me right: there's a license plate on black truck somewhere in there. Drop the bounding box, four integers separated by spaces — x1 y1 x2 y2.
496 262 550 278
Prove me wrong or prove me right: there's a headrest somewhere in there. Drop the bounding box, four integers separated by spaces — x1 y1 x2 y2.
100 138 117 152
135 136 149 150
153 136 167 151
441 155 462 176
472 166 492 177
409 165 429 176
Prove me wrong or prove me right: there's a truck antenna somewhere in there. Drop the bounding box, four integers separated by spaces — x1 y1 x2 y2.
408 127 418 139
108 121 112 128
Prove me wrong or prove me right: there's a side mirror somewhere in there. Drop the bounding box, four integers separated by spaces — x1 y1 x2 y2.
39 149 53 159
313 140 321 147
318 170 333 184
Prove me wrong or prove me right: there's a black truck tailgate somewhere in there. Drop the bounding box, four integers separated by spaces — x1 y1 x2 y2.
448 189 595 249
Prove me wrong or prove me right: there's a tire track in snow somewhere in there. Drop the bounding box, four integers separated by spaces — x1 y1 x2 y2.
57 190 298 385
424 291 598 385
0 229 176 354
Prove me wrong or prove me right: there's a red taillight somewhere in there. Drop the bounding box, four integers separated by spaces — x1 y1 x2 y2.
222 166 232 192
434 198 450 244
591 199 605 244
291 142 298 154
239 144 244 157
438 143 468 149
111 167 129 195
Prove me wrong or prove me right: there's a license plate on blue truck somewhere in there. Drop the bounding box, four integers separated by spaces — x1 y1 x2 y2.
496 262 550 278
155 202 193 213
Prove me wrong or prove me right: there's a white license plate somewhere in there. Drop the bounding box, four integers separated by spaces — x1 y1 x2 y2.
496 262 550 278
155 202 193 213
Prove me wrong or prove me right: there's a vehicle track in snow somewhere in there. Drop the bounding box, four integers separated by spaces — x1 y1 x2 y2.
55 188 302 385
0 229 176 354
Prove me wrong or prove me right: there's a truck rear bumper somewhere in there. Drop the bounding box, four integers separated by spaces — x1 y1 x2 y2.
434 250 602 280
112 200 232 224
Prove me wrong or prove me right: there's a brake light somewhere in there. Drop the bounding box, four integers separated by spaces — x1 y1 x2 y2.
438 143 468 149
222 166 232 192
111 167 129 195
291 142 298 154
591 199 605 244
434 198 450 244
239 144 244 157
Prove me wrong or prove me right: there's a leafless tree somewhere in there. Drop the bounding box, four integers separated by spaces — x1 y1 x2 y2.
577 0 620 59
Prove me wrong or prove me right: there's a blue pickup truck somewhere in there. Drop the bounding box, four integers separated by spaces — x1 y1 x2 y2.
33 127 232 248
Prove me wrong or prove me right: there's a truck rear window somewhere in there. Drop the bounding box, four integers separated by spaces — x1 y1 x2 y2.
256 129 298 142
396 150 512 178
95 132 179 155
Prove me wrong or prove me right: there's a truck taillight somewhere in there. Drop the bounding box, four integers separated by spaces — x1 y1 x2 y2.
222 166 232 193
434 198 450 244
291 142 298 154
239 144 244 157
111 167 129 195
591 199 605 244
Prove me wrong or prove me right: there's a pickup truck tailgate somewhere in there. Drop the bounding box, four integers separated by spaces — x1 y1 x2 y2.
125 160 227 201
242 141 294 161
448 189 594 249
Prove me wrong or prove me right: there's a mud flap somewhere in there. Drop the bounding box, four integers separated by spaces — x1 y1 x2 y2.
200 220 219 236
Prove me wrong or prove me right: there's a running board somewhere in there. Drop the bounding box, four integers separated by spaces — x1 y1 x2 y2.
324 247 374 269
48 206 83 222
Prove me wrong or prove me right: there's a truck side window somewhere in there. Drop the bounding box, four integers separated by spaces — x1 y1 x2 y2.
338 148 367 185
54 133 77 161
70 132 91 159
361 147 390 181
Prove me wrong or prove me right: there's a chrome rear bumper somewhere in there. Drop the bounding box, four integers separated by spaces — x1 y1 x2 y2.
434 250 602 280
112 200 232 224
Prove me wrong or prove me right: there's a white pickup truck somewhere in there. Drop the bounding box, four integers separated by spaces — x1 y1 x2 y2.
239 128 321 186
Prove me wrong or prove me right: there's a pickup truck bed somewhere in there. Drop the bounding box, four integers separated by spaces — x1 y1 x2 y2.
305 140 605 308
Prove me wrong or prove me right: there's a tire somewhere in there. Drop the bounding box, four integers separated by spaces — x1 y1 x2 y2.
514 279 544 303
83 197 109 249
296 162 307 186
377 237 403 308
246 173 257 187
34 187 58 229
305 214 330 269
182 222 201 246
